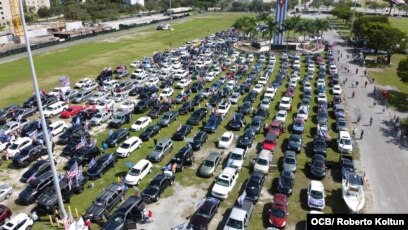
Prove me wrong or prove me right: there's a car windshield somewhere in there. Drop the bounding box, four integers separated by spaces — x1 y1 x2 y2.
197 208 211 218
154 145 164 151
285 157 295 164
129 168 141 176
257 158 268 166
121 143 130 149
9 143 18 150
203 160 214 167
221 136 230 142
216 178 229 187
272 207 285 218
340 139 352 145
135 120 143 125
310 190 323 199
230 153 242 160
226 218 242 229
111 213 125 223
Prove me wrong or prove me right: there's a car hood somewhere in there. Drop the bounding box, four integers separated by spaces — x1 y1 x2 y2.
142 186 160 197
308 196 324 207
86 204 105 217
199 166 213 176
278 180 292 193
263 142 276 151
13 153 29 162
102 219 123 230
37 192 57 206
19 188 35 201
246 186 260 199
149 150 162 159
212 183 228 194
271 214 286 228
124 174 140 183
21 170 35 182
288 141 301 149
228 159 243 169
283 163 296 172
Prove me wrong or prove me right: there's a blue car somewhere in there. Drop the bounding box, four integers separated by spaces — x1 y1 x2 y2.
203 115 222 133
292 117 305 134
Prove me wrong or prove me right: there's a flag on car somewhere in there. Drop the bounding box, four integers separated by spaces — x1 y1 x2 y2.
28 130 37 139
67 161 79 179
237 190 247 207
89 157 96 169
177 123 182 131
68 177 72 190
76 166 83 185
64 213 73 230
27 174 36 183
171 223 185 230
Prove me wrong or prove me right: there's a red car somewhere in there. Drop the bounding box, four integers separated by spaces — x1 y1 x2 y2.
60 105 84 118
269 193 288 229
268 120 285 137
316 57 324 65
263 133 277 152
114 64 127 74
0 204 12 225
226 71 235 79
221 64 228 71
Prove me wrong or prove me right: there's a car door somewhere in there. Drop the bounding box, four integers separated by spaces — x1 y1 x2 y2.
140 163 149 179
129 139 137 153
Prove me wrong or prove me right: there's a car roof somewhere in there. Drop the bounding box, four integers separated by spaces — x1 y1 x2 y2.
274 193 287 206
124 136 140 144
339 131 351 139
285 151 296 157
310 180 324 191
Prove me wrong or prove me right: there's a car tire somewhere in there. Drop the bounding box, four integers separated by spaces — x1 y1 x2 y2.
155 194 160 202
148 168 152 173
136 180 140 186
5 193 10 199
26 225 32 230
170 179 174 186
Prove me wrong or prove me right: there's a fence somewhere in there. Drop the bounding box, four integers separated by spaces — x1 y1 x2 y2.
0 13 191 59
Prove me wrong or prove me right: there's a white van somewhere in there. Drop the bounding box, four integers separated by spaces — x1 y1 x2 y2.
254 149 272 174
43 101 68 117
337 131 353 153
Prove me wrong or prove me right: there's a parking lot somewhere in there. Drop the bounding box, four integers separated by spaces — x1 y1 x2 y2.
0 23 374 230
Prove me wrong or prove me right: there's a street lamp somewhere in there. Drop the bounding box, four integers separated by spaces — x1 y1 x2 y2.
350 0 357 35
18 0 67 220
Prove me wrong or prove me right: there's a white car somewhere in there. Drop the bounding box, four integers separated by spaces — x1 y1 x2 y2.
226 80 236 91
1 121 22 136
253 84 264 93
275 110 288 122
260 98 272 110
204 72 217 82
288 79 297 88
161 64 172 73
264 86 276 99
81 82 98 91
48 120 67 136
2 213 33 230
159 87 174 98
293 59 301 69
124 159 153 186
116 136 142 157
176 79 191 88
258 76 268 85
130 60 141 68
332 85 342 95
218 131 234 149
303 81 312 92
113 92 128 102
226 148 246 171
254 150 271 174
230 65 237 72
173 69 188 80
172 61 182 69
131 68 146 78
5 137 32 158
307 180 326 210
216 101 231 116
307 64 315 73
214 66 222 75
147 77 160 86
130 116 152 131
119 100 137 112
75 78 92 88
317 93 327 103
279 96 292 110
317 79 325 87
96 99 115 111
296 106 309 120
329 64 338 75
229 92 241 104
43 101 68 118
211 167 239 200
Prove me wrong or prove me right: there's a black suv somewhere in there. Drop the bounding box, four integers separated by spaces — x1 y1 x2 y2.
172 125 192 141
62 132 91 156
36 176 88 214
171 145 193 172
141 172 175 202
85 183 127 221
64 145 100 169
191 131 208 151
18 171 54 205
104 128 129 147
87 154 118 179
134 98 156 114
102 196 145 230
187 108 207 125
140 124 161 142
58 125 85 145
192 94 205 106
179 101 195 115
237 128 256 150
12 144 47 168
20 160 53 183
147 102 171 118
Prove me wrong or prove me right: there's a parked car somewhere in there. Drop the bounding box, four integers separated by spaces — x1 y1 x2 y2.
102 195 145 230
0 204 12 225
64 145 100 169
307 180 325 210
189 197 220 230
309 154 327 178
1 213 33 230
203 115 222 133
283 151 297 173
104 128 129 147
124 159 153 186
218 131 234 149
199 151 221 177
141 171 175 202
268 193 288 229
130 116 152 132
191 131 208 151
18 171 54 205
244 172 265 203
159 111 179 127
171 145 193 172
20 160 52 183
87 154 118 179
287 133 302 153
140 124 161 142
211 167 238 200
12 144 47 168
116 136 142 157
237 128 255 150
148 138 173 162
0 184 13 202
187 108 207 125
228 113 245 131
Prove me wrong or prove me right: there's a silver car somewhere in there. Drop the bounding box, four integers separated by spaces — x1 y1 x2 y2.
199 152 221 177
90 111 112 126
283 151 297 173
0 184 13 201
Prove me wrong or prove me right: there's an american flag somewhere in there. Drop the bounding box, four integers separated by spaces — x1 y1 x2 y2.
237 190 247 206
66 162 79 179
64 213 72 230
89 157 96 169
68 178 72 190
27 174 36 183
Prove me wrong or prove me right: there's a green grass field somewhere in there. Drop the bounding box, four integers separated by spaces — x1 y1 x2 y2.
389 17 408 34
0 12 354 230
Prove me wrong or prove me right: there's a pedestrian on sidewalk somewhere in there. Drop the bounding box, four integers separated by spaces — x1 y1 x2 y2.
360 129 364 140
373 101 377 107
352 80 355 88
357 115 361 124
352 91 355 98
356 68 359 75
356 81 359 87
353 127 357 137
338 57 340 61
364 69 367 76
370 116 373 126
365 81 368 87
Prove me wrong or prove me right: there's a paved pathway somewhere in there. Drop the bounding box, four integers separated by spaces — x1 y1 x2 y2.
324 29 408 213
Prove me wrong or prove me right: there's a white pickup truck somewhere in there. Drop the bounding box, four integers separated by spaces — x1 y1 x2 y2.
223 199 254 230
211 167 238 200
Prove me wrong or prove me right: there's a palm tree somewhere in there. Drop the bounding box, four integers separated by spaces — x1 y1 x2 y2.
283 16 301 43
295 19 309 43
314 18 330 42
256 12 269 22
264 16 278 45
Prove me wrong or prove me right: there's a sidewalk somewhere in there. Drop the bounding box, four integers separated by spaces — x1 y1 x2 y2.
326 29 408 213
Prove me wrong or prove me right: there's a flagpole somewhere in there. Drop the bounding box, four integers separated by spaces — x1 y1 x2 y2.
18 0 67 220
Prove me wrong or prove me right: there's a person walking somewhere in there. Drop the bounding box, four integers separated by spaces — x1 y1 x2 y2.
356 81 359 87
352 91 355 98
353 127 357 137
365 81 368 87
153 138 157 146
370 116 373 126
360 129 364 140
356 68 359 75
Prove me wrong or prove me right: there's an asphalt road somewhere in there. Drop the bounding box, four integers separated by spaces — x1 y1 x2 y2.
325 29 408 213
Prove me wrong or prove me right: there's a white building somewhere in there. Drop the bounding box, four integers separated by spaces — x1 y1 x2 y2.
122 0 144 6
0 0 13 28
25 0 50 12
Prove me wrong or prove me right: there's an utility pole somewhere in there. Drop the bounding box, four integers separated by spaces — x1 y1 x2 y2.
18 0 67 220
169 0 172 21
350 0 357 35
